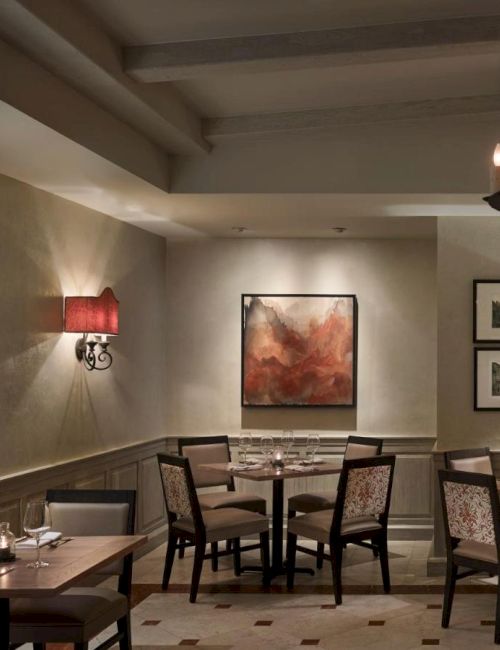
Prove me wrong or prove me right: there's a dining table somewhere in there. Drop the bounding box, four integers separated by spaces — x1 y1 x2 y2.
0 534 147 650
200 459 342 578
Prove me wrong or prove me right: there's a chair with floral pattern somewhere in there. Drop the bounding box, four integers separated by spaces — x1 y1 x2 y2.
157 453 270 603
444 448 500 491
439 469 500 644
286 455 396 605
287 435 383 569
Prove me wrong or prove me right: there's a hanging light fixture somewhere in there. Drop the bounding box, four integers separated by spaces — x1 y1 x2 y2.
483 144 500 211
64 287 119 371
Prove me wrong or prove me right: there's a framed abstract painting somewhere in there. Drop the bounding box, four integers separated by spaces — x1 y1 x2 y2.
474 347 500 410
241 294 357 407
473 280 500 343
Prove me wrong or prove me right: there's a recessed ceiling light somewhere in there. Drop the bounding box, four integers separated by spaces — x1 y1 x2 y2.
231 226 248 233
331 227 346 233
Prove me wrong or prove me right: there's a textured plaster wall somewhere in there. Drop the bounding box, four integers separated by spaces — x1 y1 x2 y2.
165 238 437 437
0 173 167 476
437 215 500 450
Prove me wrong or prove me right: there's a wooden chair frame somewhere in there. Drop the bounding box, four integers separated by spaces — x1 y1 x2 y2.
439 469 500 644
288 435 384 569
158 453 270 603
287 455 396 605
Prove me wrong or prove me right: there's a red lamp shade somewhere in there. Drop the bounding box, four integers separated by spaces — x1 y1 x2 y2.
64 287 119 335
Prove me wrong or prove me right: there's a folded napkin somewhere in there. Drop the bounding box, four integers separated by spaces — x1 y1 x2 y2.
287 464 310 472
16 531 62 549
230 463 264 471
297 458 325 466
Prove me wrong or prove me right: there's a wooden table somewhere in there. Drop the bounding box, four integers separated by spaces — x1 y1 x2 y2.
200 461 342 577
0 534 146 649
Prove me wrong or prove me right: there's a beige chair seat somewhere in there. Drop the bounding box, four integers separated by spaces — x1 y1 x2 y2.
288 490 336 514
288 509 382 544
198 491 266 514
453 540 499 564
174 507 268 543
10 587 127 644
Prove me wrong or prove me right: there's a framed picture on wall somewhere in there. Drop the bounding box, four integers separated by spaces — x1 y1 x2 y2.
241 294 357 407
473 280 500 343
474 347 500 410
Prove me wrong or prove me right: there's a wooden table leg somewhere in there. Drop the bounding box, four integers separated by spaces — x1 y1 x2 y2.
271 478 284 572
0 597 9 650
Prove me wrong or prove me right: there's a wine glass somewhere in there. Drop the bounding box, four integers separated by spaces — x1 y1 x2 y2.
238 432 253 463
306 434 321 464
23 500 52 568
260 435 274 467
282 430 295 460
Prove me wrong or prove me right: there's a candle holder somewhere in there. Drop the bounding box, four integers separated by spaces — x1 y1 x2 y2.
271 446 285 469
0 522 16 562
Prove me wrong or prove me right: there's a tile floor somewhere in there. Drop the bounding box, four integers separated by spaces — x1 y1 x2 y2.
88 540 500 649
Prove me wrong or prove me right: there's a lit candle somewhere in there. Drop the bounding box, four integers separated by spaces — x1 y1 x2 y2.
272 447 285 469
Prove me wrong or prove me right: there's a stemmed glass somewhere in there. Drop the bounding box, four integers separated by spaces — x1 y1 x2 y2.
23 500 52 568
306 434 321 464
282 430 295 461
238 432 253 463
260 435 274 467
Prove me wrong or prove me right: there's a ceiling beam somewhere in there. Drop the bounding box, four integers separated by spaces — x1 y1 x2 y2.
204 94 500 139
0 0 210 154
124 15 500 82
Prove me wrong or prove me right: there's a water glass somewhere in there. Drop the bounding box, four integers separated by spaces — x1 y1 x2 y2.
306 434 321 464
282 430 295 460
238 432 253 463
260 435 274 467
23 500 52 568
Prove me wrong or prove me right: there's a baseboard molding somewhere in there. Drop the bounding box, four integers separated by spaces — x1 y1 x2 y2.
427 556 446 576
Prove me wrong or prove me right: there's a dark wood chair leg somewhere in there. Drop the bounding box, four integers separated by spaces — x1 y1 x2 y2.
441 560 458 628
233 538 241 576
495 572 500 644
33 645 45 650
211 542 218 571
118 612 132 650
330 543 343 605
226 539 232 553
287 532 297 590
317 542 325 569
372 543 379 559
74 644 89 650
190 541 205 603
162 532 179 590
260 531 271 586
378 536 390 593
178 537 185 559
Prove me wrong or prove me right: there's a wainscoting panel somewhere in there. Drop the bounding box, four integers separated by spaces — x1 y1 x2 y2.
0 438 169 555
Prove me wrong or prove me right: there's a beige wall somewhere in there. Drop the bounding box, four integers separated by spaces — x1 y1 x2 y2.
437 215 500 450
165 238 437 437
0 173 167 476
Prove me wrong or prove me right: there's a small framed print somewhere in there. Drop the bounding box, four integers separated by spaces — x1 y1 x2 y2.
474 348 500 410
473 280 500 343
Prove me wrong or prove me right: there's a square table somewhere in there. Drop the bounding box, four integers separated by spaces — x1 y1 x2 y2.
200 461 342 577
0 534 146 649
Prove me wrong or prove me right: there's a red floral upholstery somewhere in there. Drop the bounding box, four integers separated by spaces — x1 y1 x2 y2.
343 465 391 520
443 480 495 545
159 463 192 518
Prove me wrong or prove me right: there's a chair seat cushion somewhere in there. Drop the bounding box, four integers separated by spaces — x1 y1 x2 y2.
453 540 498 564
289 491 336 514
288 509 382 544
10 587 128 644
199 491 266 514
174 507 268 542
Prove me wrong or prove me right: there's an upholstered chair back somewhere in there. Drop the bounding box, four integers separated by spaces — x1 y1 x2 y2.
46 489 135 577
440 471 498 545
334 456 395 532
159 461 194 518
344 435 383 461
179 436 233 489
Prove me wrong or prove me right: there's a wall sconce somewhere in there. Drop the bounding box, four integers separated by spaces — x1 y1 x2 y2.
483 144 500 211
64 288 119 371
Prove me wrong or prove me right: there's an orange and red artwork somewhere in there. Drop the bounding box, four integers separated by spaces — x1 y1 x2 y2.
242 294 357 407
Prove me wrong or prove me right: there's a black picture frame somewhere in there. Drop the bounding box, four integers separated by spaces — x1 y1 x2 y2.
241 293 358 408
473 280 500 343
474 347 500 411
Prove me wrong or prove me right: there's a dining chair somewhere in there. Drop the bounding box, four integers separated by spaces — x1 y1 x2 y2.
444 448 500 486
286 455 396 605
9 488 136 650
439 469 500 644
178 435 266 569
158 453 270 602
287 435 383 567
